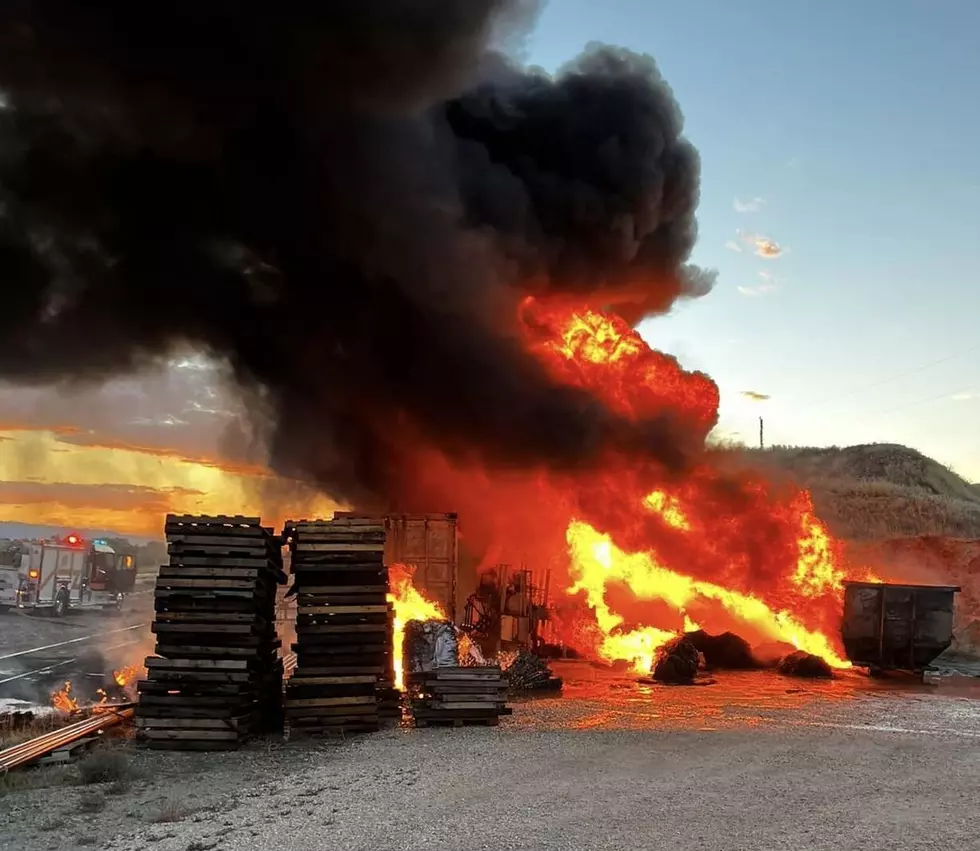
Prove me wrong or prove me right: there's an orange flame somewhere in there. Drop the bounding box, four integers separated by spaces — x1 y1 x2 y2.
386 562 446 690
51 681 80 713
504 300 865 672
113 665 140 688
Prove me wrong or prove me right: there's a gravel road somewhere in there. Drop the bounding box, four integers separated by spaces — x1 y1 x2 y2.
3 664 979 851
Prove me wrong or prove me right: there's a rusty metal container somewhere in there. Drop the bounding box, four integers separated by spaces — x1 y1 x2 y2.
334 512 459 620
841 581 960 672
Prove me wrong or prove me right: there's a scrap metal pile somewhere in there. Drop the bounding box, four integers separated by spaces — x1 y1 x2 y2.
283 518 394 735
404 620 511 727
135 514 286 750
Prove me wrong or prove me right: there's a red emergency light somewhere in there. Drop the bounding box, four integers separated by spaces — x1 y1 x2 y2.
66 534 80 545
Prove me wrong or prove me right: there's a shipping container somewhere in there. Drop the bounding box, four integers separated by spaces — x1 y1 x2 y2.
334 512 459 620
841 581 960 672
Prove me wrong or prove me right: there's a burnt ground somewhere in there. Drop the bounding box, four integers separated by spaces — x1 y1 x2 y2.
0 596 154 713
2 662 980 851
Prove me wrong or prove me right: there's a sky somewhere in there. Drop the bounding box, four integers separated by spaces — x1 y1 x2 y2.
526 0 980 470
2 0 980 537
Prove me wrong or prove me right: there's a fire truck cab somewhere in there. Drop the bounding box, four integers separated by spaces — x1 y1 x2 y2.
16 535 137 616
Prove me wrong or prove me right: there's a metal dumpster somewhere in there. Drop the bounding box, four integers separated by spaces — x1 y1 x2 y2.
841 581 960 672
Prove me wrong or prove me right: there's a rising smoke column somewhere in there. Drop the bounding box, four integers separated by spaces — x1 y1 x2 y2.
0 2 715 506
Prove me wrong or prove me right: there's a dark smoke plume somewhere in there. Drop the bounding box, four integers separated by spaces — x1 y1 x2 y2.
0 1 715 506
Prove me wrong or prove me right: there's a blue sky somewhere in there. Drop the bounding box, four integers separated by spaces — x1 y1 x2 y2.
527 0 980 478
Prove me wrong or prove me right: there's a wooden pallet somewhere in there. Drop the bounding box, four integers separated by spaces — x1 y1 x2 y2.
283 516 394 736
137 514 286 750
407 665 510 729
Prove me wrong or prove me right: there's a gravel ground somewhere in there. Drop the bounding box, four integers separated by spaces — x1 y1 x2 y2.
3 665 979 851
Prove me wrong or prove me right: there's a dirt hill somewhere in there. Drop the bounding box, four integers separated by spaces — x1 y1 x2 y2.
745 442 980 656
747 442 980 542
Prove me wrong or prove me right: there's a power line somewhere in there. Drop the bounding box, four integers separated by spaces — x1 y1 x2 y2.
793 341 980 412
863 382 980 420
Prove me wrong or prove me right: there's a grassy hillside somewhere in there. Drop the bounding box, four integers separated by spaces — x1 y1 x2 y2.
745 443 980 542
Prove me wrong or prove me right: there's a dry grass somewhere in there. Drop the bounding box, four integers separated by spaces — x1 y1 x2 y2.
151 798 193 823
741 442 980 542
77 747 132 785
0 712 64 749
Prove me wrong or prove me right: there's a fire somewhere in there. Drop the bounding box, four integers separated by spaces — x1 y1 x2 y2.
490 299 864 673
113 665 140 688
387 562 446 690
51 681 79 713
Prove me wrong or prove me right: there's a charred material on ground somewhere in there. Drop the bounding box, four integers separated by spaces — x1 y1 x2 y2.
685 630 761 670
505 651 563 693
651 636 701 685
777 651 833 679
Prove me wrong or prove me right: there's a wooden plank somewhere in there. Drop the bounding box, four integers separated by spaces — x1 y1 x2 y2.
136 717 250 730
295 624 387 634
294 543 385 553
159 566 270 579
285 675 378 685
297 585 389 594
146 658 249 671
289 666 386 676
284 696 376 708
168 556 277 568
139 728 242 741
155 577 264 589
154 611 261 622
151 623 255 634
297 605 389 615
165 534 275 548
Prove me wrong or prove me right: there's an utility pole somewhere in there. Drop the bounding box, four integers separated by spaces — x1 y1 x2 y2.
759 416 764 450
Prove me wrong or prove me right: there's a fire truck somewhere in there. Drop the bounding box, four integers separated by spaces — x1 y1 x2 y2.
7 534 137 616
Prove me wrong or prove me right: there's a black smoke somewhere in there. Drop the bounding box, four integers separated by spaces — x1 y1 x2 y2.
0 1 715 506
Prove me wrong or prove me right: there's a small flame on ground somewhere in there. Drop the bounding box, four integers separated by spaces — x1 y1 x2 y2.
51 681 79 713
387 562 446 691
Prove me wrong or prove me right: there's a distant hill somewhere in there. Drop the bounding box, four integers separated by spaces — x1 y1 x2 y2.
745 443 980 542
0 521 160 545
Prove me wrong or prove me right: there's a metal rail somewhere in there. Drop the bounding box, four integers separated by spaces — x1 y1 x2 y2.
0 637 145 686
0 622 148 662
0 704 135 772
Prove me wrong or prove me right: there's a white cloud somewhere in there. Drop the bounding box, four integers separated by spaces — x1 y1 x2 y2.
737 229 785 259
734 197 766 213
951 392 980 402
737 284 777 297
724 240 742 253
737 270 782 297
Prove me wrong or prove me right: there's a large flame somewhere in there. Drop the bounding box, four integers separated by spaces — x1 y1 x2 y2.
387 562 446 690
396 298 876 674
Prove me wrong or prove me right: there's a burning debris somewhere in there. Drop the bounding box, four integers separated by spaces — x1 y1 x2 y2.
777 651 833 679
0 3 882 678
686 631 760 671
651 637 702 686
503 651 563 693
51 682 80 714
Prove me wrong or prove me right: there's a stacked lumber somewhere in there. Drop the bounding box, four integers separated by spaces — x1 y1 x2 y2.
283 518 390 735
407 666 511 727
136 514 286 751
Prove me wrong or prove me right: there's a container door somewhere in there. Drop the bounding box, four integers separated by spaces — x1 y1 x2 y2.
388 516 458 620
841 585 883 665
881 586 914 668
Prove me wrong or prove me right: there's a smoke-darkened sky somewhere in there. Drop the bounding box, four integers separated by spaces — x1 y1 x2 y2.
0 1 716 509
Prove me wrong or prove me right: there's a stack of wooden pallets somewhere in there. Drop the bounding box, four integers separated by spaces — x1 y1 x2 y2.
135 514 286 750
283 517 389 735
407 666 511 728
